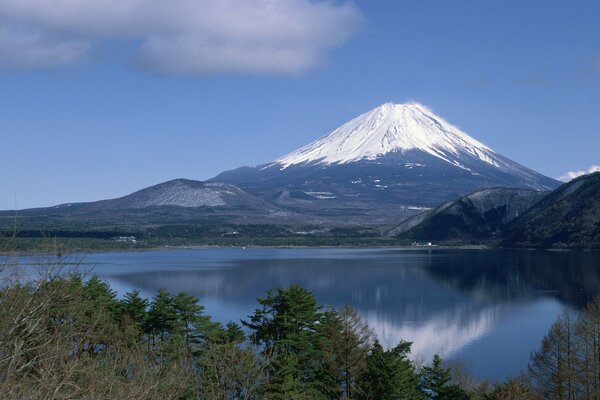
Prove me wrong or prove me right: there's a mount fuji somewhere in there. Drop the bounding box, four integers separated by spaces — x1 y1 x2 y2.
213 103 559 223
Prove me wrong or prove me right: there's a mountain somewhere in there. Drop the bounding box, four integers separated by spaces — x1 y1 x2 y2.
501 172 600 248
75 179 269 211
1 179 278 229
387 187 548 241
213 103 559 223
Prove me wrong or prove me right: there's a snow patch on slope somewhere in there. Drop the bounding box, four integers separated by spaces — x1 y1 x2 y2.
131 182 228 208
275 103 502 169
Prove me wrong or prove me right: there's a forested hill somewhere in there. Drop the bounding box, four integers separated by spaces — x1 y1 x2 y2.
501 172 600 248
387 187 546 241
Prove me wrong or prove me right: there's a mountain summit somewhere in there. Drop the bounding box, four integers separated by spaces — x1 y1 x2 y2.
276 103 497 169
213 103 560 223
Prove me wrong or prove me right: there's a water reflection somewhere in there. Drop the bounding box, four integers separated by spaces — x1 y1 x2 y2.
38 248 600 380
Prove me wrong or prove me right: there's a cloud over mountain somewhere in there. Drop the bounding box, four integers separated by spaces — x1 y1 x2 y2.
558 165 600 182
0 0 361 74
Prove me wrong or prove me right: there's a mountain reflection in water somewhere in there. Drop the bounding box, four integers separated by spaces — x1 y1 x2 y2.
72 248 600 381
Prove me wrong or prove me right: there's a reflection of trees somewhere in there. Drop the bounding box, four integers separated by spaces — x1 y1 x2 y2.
421 250 600 308
100 249 600 374
107 256 469 324
108 249 600 315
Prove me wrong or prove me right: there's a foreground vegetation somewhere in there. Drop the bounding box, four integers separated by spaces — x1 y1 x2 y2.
1 261 600 399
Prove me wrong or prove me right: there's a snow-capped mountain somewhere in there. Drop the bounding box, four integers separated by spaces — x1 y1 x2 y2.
213 103 559 223
274 103 549 183
1 104 562 229
276 103 497 169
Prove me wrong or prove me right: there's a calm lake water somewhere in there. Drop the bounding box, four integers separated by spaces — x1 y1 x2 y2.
15 247 600 381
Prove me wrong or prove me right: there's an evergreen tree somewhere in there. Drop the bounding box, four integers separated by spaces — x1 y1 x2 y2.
243 284 325 396
224 321 245 344
173 291 205 346
355 340 424 400
244 284 322 350
420 354 468 400
148 288 177 342
83 275 119 317
121 289 149 332
80 276 121 350
264 351 311 400
197 321 264 399
315 307 344 399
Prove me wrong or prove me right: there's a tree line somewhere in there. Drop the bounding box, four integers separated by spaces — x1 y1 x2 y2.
1 268 600 399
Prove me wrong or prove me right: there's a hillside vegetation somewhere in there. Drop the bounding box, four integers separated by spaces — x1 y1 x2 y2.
501 172 600 248
390 173 600 248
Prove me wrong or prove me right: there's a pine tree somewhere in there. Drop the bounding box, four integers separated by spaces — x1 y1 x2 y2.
355 340 424 400
196 322 263 399
224 321 245 344
315 307 344 399
420 354 468 400
121 289 149 332
83 275 119 318
243 284 325 396
173 291 204 346
148 288 177 342
264 351 311 400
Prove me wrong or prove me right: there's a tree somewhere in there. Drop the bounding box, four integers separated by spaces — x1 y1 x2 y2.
264 350 314 400
355 340 424 400
148 288 177 342
316 305 373 399
575 296 600 399
0 275 193 399
121 289 148 331
420 354 468 400
83 275 119 317
173 291 205 346
528 310 578 400
485 377 539 400
243 284 325 396
197 321 264 400
314 307 344 399
337 305 374 399
244 284 322 350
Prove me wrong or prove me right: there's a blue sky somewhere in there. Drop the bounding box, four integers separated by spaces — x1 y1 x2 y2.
1 0 599 209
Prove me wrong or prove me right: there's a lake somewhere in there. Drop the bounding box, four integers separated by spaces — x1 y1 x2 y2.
14 247 600 381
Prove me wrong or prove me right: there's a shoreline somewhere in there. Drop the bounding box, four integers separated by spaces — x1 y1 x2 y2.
1 242 495 257
6 242 600 258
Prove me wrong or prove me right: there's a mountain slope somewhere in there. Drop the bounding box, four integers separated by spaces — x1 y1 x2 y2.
501 172 600 248
388 187 547 240
77 179 269 211
0 179 279 230
213 103 559 222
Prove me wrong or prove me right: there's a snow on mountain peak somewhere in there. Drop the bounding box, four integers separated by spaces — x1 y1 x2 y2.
275 102 500 169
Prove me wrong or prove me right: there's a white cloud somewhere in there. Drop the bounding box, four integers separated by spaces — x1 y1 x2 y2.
558 165 600 182
0 0 361 74
0 26 88 69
